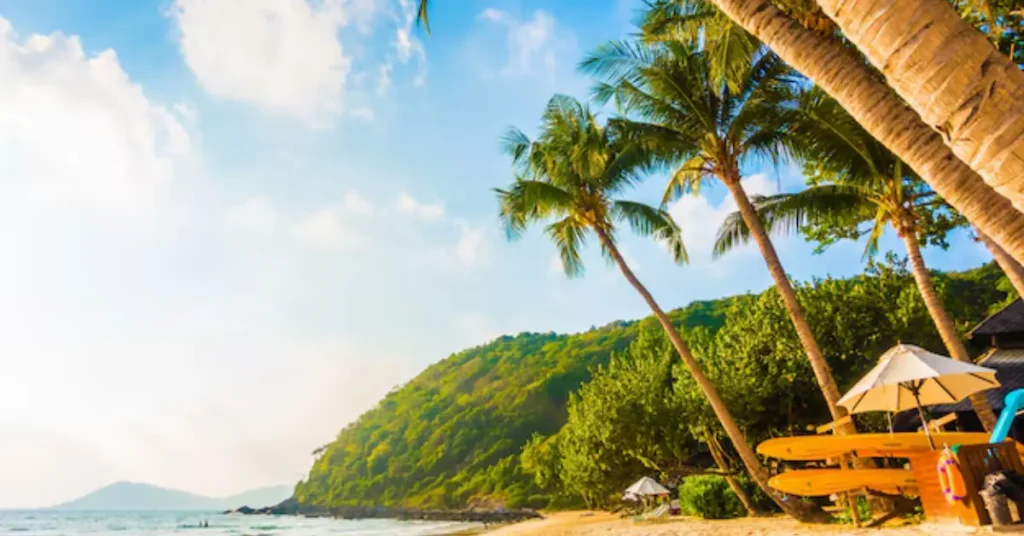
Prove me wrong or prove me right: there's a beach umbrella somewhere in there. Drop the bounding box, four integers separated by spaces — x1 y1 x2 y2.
837 343 999 448
624 477 670 497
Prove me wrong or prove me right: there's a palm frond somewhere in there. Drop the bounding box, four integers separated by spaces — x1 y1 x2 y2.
661 155 711 205
612 200 688 264
639 0 718 45
546 216 588 278
579 40 654 87
862 209 888 260
705 21 760 93
500 127 533 171
790 87 888 183
713 210 750 258
711 185 870 257
416 0 430 34
600 142 658 196
495 179 574 239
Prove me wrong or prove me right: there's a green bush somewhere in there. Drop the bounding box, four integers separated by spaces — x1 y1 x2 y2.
677 475 744 519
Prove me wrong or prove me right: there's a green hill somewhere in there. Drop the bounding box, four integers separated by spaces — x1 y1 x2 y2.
294 260 1012 510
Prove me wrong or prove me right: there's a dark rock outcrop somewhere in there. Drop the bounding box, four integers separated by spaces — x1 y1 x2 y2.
223 498 542 524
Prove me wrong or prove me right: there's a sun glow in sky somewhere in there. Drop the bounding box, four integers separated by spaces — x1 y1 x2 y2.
0 0 990 508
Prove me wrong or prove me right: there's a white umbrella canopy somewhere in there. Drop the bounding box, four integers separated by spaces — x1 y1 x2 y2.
837 343 999 448
625 476 670 497
837 344 999 414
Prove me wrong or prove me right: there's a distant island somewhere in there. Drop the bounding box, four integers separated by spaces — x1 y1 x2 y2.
52 481 293 511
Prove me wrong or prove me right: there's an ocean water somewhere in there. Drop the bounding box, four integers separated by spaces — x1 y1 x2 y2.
0 511 483 536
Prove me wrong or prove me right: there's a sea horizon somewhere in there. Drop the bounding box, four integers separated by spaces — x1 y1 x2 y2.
0 510 484 535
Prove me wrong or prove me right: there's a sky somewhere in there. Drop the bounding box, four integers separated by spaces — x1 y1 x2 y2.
0 0 993 508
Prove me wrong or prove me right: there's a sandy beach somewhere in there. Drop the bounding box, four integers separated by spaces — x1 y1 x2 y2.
480 512 986 536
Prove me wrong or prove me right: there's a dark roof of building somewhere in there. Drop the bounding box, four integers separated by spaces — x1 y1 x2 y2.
923 348 1024 414
971 299 1024 338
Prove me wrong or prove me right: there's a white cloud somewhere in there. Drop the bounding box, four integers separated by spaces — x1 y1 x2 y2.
454 313 502 348
225 196 279 233
0 18 193 215
293 205 368 251
290 192 375 250
548 254 565 275
479 9 573 78
393 0 428 85
376 63 392 95
413 219 490 271
455 224 486 267
342 190 374 216
229 191 372 240
479 8 506 23
170 0 427 125
395 27 413 61
349 107 375 121
171 0 350 125
666 174 778 262
344 0 385 33
397 191 445 221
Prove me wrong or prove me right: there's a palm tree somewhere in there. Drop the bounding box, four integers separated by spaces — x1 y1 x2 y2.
812 0 1024 212
976 229 1024 298
414 0 1024 298
580 41 856 430
688 0 1024 263
714 88 999 430
497 94 825 521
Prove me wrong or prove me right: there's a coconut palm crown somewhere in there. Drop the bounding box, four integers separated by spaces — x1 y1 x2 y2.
496 94 686 276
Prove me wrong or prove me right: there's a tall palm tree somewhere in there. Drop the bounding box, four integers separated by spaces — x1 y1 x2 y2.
976 229 1024 298
715 88 999 430
415 0 1024 295
498 94 825 521
811 0 1024 212
699 0 1024 259
581 41 855 429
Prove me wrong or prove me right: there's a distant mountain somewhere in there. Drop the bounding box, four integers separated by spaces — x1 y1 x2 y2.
52 482 293 511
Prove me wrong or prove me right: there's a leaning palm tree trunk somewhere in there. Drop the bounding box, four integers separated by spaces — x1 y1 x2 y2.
593 228 828 522
815 0 1024 212
703 0 1024 265
707 435 760 517
901 229 998 431
977 229 1024 298
726 180 851 429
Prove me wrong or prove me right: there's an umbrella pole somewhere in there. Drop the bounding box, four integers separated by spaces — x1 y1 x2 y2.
911 385 936 450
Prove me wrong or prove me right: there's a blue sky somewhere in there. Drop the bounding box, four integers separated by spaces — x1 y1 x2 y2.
0 0 991 508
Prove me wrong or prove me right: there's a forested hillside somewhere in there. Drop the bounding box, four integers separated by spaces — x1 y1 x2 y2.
294 260 1013 510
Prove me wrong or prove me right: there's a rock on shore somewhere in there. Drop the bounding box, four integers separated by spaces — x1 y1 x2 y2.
223 498 542 524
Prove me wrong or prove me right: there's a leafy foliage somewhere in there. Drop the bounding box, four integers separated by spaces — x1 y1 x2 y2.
524 258 1011 508
581 38 801 201
294 303 726 510
294 261 1011 510
714 87 967 259
678 475 744 519
557 329 699 506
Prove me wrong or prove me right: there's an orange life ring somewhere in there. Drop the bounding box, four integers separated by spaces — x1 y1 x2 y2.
936 449 967 504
